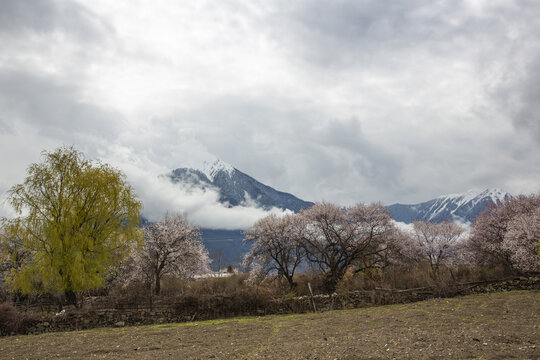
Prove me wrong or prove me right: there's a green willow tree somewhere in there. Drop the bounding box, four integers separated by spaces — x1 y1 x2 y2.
1 146 142 305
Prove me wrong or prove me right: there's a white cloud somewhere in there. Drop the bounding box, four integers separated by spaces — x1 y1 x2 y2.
101 144 291 229
393 219 470 242
392 220 414 235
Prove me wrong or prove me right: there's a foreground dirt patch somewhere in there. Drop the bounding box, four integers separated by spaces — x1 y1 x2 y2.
1 290 538 359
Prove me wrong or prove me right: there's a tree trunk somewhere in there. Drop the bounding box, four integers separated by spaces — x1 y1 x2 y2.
324 272 340 294
154 274 161 295
65 290 77 307
286 275 297 290
449 267 456 283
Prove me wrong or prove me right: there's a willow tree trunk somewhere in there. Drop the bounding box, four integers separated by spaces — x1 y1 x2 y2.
64 290 77 307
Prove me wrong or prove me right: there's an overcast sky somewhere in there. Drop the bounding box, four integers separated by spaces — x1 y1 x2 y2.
1 0 539 228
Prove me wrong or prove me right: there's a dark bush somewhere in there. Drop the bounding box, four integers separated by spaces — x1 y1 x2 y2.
173 286 275 320
293 272 326 296
168 275 276 319
0 282 7 303
0 303 40 336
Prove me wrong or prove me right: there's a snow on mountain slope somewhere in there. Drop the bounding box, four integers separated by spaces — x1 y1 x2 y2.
388 188 512 224
200 159 234 181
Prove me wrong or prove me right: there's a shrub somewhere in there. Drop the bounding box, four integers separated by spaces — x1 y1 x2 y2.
172 277 276 319
0 303 40 336
292 272 326 296
0 282 7 303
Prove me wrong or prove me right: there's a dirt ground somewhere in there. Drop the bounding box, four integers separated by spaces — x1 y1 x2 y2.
1 290 538 359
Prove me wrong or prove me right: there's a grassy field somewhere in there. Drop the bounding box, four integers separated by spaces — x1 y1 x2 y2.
1 290 538 359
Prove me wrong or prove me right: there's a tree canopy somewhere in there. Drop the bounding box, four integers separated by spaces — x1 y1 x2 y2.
134 213 210 295
1 146 142 301
467 194 540 273
298 202 397 292
412 220 464 279
243 213 305 289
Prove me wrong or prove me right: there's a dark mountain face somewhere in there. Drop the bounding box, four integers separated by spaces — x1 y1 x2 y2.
388 188 512 224
169 164 313 212
200 229 246 271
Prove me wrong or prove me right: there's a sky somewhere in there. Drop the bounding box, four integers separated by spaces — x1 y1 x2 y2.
1 0 539 229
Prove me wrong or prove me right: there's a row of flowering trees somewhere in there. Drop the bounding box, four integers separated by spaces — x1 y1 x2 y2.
108 194 540 295
243 195 540 292
242 202 461 292
3 195 537 299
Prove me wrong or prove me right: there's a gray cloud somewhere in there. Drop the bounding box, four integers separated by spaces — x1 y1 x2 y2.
266 0 508 69
0 116 13 134
315 119 401 186
498 53 540 144
0 69 122 142
0 0 110 41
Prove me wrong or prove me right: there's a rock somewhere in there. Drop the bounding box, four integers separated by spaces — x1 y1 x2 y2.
114 321 125 327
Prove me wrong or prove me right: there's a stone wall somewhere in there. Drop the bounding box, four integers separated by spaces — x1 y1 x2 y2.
14 276 540 335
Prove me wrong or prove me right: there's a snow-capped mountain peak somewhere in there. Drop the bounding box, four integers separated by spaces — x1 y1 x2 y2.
169 161 313 212
438 188 509 204
200 159 235 181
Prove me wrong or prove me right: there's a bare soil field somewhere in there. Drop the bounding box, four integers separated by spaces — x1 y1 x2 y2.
1 290 538 359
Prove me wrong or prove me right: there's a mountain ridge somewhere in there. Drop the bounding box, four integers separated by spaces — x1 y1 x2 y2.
388 188 511 224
